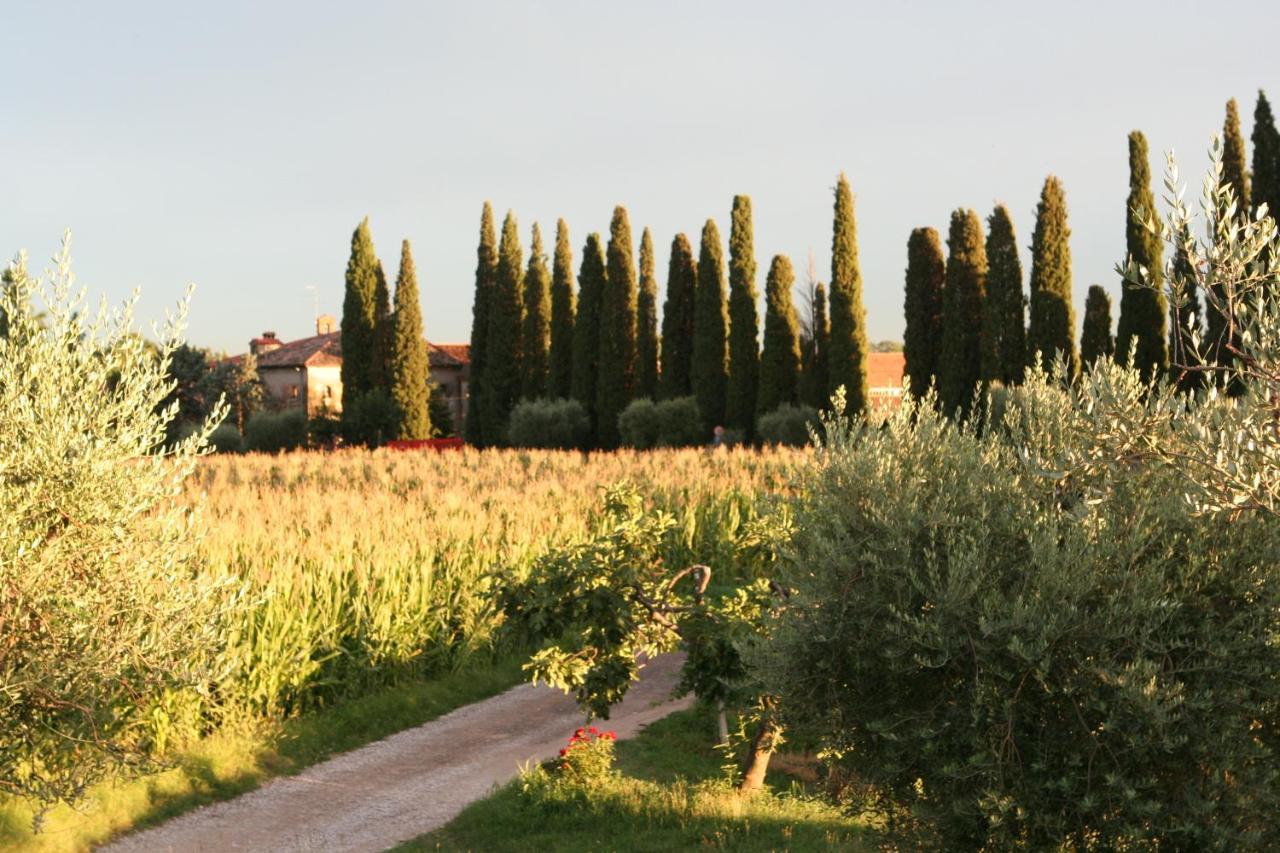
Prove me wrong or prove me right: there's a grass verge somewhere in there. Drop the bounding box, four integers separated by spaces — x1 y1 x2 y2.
402 706 876 852
0 657 526 853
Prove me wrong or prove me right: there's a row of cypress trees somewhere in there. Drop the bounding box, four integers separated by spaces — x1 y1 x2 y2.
903 90 1280 411
465 174 871 448
339 219 433 439
903 177 1076 416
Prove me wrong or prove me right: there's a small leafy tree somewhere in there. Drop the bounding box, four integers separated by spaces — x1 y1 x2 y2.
505 486 788 792
0 237 227 822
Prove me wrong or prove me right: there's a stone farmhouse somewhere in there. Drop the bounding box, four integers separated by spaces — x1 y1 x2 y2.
234 314 471 427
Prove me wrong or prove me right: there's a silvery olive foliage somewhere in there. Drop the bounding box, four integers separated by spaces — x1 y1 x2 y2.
1114 136 1280 517
0 237 227 822
763 148 1279 849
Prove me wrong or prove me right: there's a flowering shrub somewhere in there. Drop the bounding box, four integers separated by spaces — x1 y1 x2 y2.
556 727 617 783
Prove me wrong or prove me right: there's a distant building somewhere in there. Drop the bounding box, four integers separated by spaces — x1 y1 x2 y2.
231 314 470 428
866 351 906 415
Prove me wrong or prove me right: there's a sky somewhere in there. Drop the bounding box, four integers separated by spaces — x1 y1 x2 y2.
3 1 1278 354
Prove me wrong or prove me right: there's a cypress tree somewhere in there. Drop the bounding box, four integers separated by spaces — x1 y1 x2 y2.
370 260 392 390
692 219 729 430
982 205 1027 385
465 203 497 445
1080 284 1115 369
389 240 431 439
1223 98 1251 216
827 173 869 414
1115 130 1168 382
548 219 576 400
597 206 638 448
340 217 380 416
1028 176 1078 378
1169 226 1205 393
481 211 524 444
660 233 697 399
758 254 801 414
1254 91 1280 226
903 227 945 399
571 233 606 443
1208 104 1246 386
937 208 988 417
636 227 660 400
726 195 760 433
802 282 831 409
520 223 551 400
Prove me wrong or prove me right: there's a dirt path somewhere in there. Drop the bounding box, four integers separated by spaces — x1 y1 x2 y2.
104 656 689 852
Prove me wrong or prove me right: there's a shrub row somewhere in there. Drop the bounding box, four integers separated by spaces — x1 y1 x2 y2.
506 396 820 450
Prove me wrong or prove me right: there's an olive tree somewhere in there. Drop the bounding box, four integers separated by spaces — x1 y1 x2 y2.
0 237 227 823
760 146 1280 849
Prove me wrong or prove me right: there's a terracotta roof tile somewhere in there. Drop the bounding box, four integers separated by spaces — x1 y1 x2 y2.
227 332 467 370
255 332 342 368
429 342 470 366
867 352 905 390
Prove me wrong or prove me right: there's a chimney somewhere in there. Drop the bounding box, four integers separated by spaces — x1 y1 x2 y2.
316 313 337 335
249 331 282 356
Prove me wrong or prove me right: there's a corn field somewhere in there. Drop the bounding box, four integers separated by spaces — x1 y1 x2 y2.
185 447 807 724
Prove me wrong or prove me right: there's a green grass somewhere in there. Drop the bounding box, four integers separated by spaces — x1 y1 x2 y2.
0 657 526 853
402 706 876 852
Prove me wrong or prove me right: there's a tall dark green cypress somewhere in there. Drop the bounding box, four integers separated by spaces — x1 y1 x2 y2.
660 234 697 399
903 227 945 399
548 219 576 400
827 173 869 414
520 223 551 400
370 260 392 390
481 211 524 444
389 240 431 439
1223 98 1252 216
1254 91 1280 226
571 233 606 443
1169 226 1204 393
1080 285 1115 369
1028 176 1078 378
758 254 801 414
636 227 660 400
803 282 831 409
1208 102 1249 389
726 195 760 433
340 217 380 415
1115 130 1168 382
692 219 729 430
597 206 638 448
937 209 988 417
982 205 1027 385
465 203 497 445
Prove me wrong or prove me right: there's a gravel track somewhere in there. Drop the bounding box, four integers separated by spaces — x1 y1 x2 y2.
103 655 688 852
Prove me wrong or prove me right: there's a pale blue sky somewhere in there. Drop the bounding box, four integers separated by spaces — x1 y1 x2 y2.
3 1 1277 354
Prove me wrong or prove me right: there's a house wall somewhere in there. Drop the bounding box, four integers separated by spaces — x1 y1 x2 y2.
261 361 461 424
306 364 343 416
428 363 468 433
259 367 306 410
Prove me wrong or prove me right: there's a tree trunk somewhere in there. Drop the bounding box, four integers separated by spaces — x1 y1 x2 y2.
716 699 730 745
738 716 782 793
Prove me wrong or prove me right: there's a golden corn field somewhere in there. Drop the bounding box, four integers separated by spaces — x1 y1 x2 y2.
186 447 808 723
